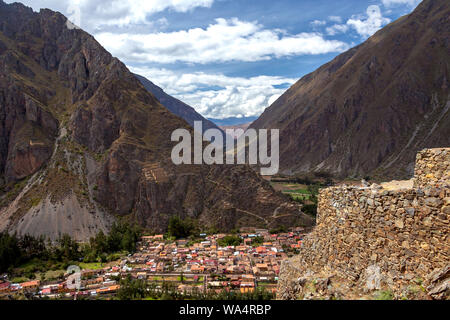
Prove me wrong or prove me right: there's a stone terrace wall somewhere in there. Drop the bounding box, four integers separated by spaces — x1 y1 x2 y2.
414 148 450 188
278 148 450 300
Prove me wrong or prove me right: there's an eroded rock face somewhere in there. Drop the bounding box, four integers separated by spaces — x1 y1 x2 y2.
0 79 58 182
70 103 120 153
11 194 114 241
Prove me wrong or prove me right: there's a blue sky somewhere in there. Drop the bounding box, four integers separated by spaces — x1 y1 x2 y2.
8 0 422 121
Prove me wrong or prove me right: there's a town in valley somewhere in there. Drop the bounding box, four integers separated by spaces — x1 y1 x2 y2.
0 228 309 299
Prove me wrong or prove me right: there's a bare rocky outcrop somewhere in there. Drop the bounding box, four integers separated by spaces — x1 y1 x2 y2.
426 265 450 300
0 78 58 183
277 148 449 300
11 194 113 241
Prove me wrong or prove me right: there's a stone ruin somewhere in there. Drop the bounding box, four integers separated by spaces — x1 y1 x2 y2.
277 148 449 300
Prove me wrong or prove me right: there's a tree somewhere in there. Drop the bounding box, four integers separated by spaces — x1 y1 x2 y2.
168 216 196 239
217 235 242 247
251 236 264 247
56 234 80 261
117 275 149 300
0 233 22 273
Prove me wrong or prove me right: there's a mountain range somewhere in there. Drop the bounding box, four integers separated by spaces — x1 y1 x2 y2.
208 116 258 127
0 0 313 240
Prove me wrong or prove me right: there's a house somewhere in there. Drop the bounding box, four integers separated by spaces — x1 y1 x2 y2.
256 247 267 254
41 287 52 295
208 281 223 288
20 280 40 291
86 277 104 285
191 265 205 274
240 287 255 293
82 270 96 278
41 284 59 292
137 272 147 280
156 263 164 273
177 240 188 247
201 241 211 248
97 285 120 294
204 259 217 266
273 265 280 275
0 281 10 292
10 284 21 292
240 280 255 288
256 263 269 273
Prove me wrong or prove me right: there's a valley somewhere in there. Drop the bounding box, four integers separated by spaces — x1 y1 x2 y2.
0 0 448 303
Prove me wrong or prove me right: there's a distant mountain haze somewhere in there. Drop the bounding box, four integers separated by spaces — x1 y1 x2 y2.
251 0 450 180
209 116 258 127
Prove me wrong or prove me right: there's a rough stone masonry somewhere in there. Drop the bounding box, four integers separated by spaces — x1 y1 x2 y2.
277 148 450 300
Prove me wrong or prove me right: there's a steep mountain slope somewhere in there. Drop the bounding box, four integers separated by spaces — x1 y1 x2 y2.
0 1 313 240
251 0 450 180
134 74 221 132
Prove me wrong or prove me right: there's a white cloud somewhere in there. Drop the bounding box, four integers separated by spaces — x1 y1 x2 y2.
347 5 391 38
328 16 343 23
381 0 421 7
131 67 297 119
326 24 349 36
96 18 349 64
310 20 327 27
5 0 214 30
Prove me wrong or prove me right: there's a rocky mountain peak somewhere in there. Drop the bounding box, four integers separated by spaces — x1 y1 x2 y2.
251 0 449 180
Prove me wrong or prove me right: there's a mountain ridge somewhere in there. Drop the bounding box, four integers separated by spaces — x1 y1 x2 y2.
251 0 450 180
134 73 221 133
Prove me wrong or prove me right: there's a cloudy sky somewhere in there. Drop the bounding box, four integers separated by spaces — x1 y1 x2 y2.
7 0 422 122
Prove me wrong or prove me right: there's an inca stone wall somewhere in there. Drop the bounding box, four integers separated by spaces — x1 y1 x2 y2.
278 148 450 300
414 148 450 188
